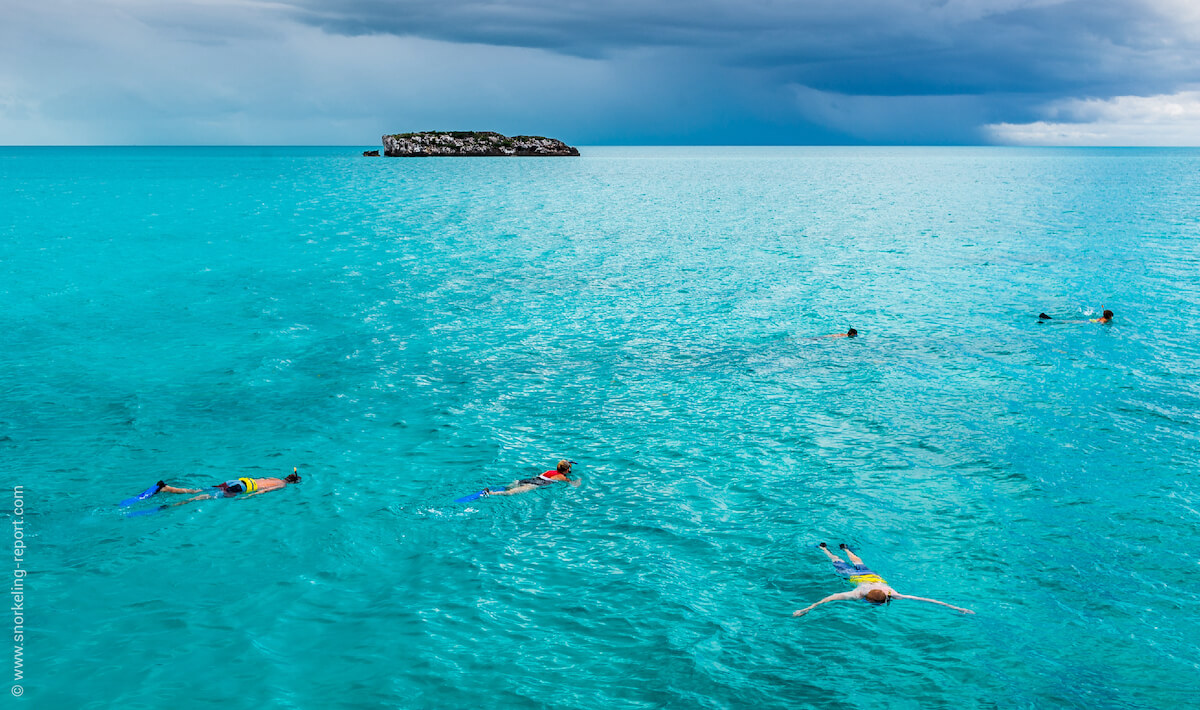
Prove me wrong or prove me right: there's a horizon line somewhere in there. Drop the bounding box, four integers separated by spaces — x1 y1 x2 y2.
3 144 1199 149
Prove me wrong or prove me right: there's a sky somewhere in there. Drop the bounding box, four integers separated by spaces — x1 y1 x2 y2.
2 0 1200 145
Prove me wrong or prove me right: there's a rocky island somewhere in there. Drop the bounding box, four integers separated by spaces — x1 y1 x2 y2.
382 131 579 157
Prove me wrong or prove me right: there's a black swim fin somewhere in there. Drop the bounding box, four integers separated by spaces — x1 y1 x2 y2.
1038 313 1051 320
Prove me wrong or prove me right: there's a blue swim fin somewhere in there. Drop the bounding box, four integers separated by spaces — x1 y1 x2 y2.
120 482 165 507
454 489 490 503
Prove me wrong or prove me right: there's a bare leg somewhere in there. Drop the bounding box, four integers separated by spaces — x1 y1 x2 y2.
818 542 844 563
163 493 216 508
489 484 538 496
161 485 203 494
839 543 865 566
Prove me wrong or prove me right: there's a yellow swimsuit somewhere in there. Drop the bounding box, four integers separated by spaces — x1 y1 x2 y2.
848 572 886 585
835 560 886 585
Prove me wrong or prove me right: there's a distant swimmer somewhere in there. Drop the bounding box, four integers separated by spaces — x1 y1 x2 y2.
792 543 974 617
1038 310 1113 324
803 327 857 340
485 460 580 496
151 469 302 506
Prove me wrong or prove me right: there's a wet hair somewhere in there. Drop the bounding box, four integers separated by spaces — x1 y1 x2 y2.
285 473 301 483
557 460 572 474
847 328 857 337
1103 310 1113 320
865 589 889 605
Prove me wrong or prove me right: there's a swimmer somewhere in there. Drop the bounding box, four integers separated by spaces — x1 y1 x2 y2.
1038 310 1113 324
153 468 302 507
792 543 974 617
806 327 857 340
485 460 580 496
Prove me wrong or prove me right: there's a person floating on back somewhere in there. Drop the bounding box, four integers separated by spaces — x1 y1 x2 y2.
148 468 302 508
486 460 580 496
792 543 974 617
1038 310 1113 324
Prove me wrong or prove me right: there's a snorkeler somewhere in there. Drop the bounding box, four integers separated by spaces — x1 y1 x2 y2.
792 543 974 617
807 327 857 340
1038 310 1113 323
485 460 581 496
150 468 302 506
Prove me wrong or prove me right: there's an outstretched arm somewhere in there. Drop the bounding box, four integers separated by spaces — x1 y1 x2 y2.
890 593 975 614
792 591 857 617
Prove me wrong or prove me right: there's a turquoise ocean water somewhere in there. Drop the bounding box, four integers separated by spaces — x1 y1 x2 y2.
3 146 1200 708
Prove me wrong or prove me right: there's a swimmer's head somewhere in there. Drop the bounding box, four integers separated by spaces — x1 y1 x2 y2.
865 588 890 605
1103 310 1114 320
285 472 301 484
557 460 573 475
847 328 857 337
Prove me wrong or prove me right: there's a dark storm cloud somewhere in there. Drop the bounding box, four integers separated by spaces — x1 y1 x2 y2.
281 0 1200 98
4 0 1198 144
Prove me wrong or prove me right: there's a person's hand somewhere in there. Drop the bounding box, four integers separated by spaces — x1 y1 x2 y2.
570 479 581 487
961 609 976 615
793 609 809 617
